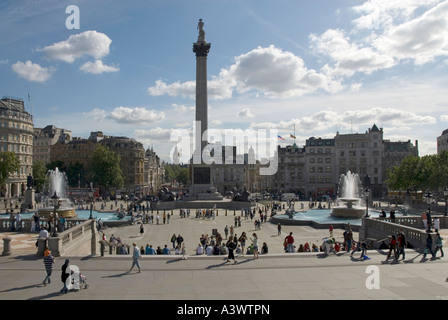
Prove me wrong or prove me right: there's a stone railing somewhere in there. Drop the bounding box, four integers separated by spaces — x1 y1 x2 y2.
1 218 88 233
36 219 99 257
359 217 436 249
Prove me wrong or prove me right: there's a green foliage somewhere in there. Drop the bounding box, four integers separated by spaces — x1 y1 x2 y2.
89 145 124 190
0 151 20 186
386 151 448 192
165 164 189 185
32 160 47 192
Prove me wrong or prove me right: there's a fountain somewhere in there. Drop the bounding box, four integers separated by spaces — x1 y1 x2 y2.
38 168 77 218
331 171 365 219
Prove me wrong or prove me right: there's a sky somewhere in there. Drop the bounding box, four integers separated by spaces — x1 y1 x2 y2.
2 0 448 163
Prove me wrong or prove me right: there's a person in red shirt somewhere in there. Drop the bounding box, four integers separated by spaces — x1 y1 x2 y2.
284 232 294 253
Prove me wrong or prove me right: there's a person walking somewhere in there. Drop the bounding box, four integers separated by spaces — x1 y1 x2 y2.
386 235 398 261
250 233 259 259
60 259 70 294
181 243 187 260
238 232 247 256
435 233 444 258
226 238 237 264
139 223 144 237
277 223 282 236
128 242 142 273
423 234 435 259
284 232 294 253
397 231 406 260
42 247 55 286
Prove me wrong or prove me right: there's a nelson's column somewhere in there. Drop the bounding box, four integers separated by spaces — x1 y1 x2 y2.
190 19 221 199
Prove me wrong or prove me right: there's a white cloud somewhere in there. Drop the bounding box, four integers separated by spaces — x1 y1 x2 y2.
310 29 395 77
440 115 448 122
352 0 441 31
108 107 164 124
82 108 107 121
39 30 112 63
79 60 119 74
82 106 164 124
373 0 448 65
12 60 53 83
237 108 254 118
148 45 339 100
250 107 436 134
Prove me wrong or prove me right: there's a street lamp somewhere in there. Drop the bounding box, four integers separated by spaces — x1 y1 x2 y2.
89 182 94 219
364 187 370 217
424 190 433 232
443 187 448 217
51 191 60 237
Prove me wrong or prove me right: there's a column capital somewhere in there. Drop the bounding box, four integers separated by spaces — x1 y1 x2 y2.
193 42 211 57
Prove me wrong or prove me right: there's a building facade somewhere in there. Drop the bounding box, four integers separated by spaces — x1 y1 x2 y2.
437 129 448 154
34 125 72 165
0 97 34 198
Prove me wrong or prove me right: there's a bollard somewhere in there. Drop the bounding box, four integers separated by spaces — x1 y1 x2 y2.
100 242 105 256
2 237 11 256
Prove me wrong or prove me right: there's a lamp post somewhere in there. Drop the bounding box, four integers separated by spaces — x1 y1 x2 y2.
443 187 448 217
424 190 432 232
51 191 60 237
89 182 94 219
364 187 370 217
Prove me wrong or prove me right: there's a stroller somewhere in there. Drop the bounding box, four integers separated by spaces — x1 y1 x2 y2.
78 272 89 290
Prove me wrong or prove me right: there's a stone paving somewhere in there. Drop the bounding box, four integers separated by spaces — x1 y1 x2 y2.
1 204 448 302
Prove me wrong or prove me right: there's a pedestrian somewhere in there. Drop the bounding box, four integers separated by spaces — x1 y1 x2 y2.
434 217 440 232
139 223 144 236
284 232 294 253
224 225 229 239
250 233 259 259
397 231 406 260
128 242 142 273
238 232 247 256
226 238 237 264
386 235 398 261
435 232 444 258
345 228 353 252
42 247 54 286
181 243 187 260
171 234 177 248
277 223 282 236
423 234 435 259
329 224 333 237
60 259 70 294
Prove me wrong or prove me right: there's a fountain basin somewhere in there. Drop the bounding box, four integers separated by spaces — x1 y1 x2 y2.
37 207 77 219
331 207 365 219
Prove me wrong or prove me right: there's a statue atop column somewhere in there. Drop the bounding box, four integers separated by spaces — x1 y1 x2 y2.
197 18 206 42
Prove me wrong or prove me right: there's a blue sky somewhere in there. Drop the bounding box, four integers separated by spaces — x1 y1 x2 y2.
2 0 448 162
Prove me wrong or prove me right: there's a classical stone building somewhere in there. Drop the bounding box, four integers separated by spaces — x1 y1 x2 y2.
437 129 448 154
144 147 165 195
274 143 307 195
51 132 164 196
34 125 72 165
0 97 34 198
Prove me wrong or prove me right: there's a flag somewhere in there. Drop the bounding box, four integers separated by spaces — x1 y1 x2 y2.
290 134 296 139
278 135 285 140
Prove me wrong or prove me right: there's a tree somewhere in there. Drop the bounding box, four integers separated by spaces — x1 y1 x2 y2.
165 164 189 185
386 152 448 193
32 160 47 192
0 151 20 187
89 145 124 191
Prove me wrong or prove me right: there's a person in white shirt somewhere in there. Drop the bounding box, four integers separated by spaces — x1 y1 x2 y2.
196 244 204 255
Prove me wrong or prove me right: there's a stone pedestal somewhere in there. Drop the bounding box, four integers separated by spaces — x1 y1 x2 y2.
24 188 35 210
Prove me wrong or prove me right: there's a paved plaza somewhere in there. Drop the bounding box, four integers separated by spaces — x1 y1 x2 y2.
1 204 448 302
